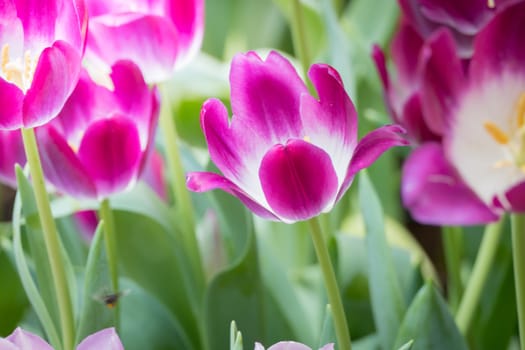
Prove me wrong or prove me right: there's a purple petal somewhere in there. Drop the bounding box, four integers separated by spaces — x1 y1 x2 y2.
6 327 53 350
168 0 205 68
267 341 312 350
493 181 525 213
419 29 465 136
77 117 142 198
110 60 156 148
341 125 408 199
0 78 24 129
0 130 25 188
77 328 124 350
391 21 424 90
15 0 58 51
470 1 525 79
0 338 18 350
23 41 81 127
402 143 499 225
36 126 97 198
402 93 441 143
86 14 179 83
259 139 338 222
186 171 279 221
230 51 308 143
54 0 88 51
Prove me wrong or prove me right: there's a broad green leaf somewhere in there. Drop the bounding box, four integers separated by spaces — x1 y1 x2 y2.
359 171 406 350
0 246 28 336
76 222 114 342
12 167 61 349
111 210 199 349
394 283 468 350
119 278 192 350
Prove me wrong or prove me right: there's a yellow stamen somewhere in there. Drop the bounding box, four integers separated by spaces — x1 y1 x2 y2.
1 44 9 72
484 121 510 145
24 50 32 82
487 0 495 8
517 93 525 128
493 159 513 169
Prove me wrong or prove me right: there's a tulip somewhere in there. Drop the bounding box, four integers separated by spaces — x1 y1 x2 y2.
0 327 123 350
187 51 407 223
0 130 25 188
84 0 204 83
254 341 334 350
0 0 86 129
35 60 160 200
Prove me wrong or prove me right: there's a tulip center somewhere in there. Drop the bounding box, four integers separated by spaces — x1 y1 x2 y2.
483 92 525 171
1 44 36 92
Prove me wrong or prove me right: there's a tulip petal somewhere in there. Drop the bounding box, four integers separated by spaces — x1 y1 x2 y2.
267 341 312 350
87 14 179 82
230 51 307 144
15 0 58 51
77 117 142 198
186 171 279 220
391 22 424 90
23 40 81 127
0 338 18 350
0 130 25 187
259 139 338 222
36 126 97 198
493 181 525 213
0 79 24 129
401 93 441 143
168 0 204 68
6 328 53 350
341 125 408 200
301 63 357 184
470 1 525 79
77 328 124 350
403 143 499 225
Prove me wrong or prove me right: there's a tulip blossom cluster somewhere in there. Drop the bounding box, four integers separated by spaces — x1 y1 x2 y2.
374 0 525 224
187 51 407 223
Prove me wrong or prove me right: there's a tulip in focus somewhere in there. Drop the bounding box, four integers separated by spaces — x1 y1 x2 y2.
35 60 160 200
0 0 86 129
84 0 204 82
0 327 123 350
187 51 407 223
254 341 334 350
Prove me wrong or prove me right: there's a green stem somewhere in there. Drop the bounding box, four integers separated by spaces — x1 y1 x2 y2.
512 213 525 350
455 218 504 335
158 85 205 286
21 128 74 350
291 0 312 80
442 226 464 311
307 217 351 350
99 198 119 328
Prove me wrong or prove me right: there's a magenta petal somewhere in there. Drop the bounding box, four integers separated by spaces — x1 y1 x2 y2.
342 125 408 199
6 327 53 350
493 181 525 213
0 130 25 188
230 51 307 143
403 143 499 225
402 94 441 143
77 328 124 350
36 127 97 198
169 0 204 68
87 14 179 83
0 79 24 129
391 22 424 90
259 139 338 222
16 0 58 50
186 171 279 220
470 1 525 78
78 117 142 198
23 41 81 127
420 29 465 135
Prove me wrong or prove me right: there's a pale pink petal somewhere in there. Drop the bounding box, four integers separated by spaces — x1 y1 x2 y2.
77 328 124 350
6 327 53 350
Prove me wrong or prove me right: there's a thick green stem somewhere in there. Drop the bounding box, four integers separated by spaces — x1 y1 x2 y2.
21 128 74 350
159 85 205 286
512 214 525 350
442 226 464 311
455 218 504 335
291 0 312 81
307 217 351 350
99 198 119 328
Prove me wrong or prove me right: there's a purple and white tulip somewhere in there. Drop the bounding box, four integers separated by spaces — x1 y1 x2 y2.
254 341 334 350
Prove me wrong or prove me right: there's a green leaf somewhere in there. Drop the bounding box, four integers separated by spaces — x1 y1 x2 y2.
230 321 244 350
359 171 406 349
111 210 200 349
398 340 415 350
76 222 114 342
394 283 468 350
318 305 336 347
12 166 61 349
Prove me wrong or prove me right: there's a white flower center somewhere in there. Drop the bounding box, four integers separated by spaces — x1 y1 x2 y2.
1 44 36 92
483 93 525 172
